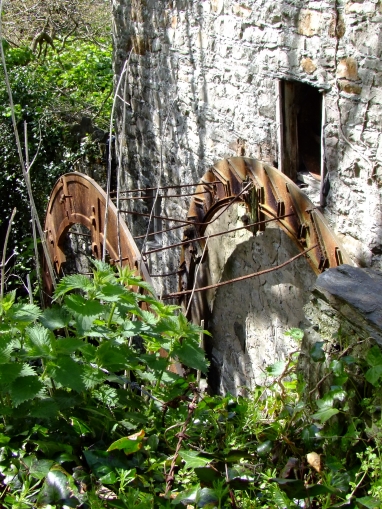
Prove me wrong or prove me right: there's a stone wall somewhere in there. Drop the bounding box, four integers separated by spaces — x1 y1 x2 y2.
112 0 382 392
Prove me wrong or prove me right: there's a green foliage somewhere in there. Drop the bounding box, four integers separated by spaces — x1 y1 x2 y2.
0 38 112 287
0 265 382 508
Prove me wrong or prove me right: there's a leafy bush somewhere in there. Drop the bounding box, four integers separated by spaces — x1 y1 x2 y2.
0 263 382 508
0 39 112 285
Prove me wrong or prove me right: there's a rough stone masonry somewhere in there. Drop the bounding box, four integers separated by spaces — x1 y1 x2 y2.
112 0 382 392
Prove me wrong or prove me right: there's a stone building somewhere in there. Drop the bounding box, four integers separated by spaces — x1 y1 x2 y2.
111 0 382 393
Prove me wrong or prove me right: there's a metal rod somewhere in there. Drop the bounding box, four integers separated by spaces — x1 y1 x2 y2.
142 213 295 256
134 222 189 240
121 182 253 227
110 181 221 195
120 209 198 225
161 244 318 300
114 190 212 201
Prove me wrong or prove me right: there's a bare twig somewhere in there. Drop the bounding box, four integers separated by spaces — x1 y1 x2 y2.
164 385 199 495
1 208 16 299
102 55 131 262
185 236 210 316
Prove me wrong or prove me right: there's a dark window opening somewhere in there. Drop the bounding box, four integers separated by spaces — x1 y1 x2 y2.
280 80 322 183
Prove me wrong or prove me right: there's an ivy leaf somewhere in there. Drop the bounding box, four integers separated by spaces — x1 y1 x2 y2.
179 450 211 468
48 357 86 392
40 306 70 330
312 407 339 423
53 274 94 299
172 340 209 373
366 345 382 367
29 399 60 419
36 470 71 506
356 496 381 508
10 375 45 406
266 361 285 376
365 365 382 386
284 328 304 341
310 342 326 362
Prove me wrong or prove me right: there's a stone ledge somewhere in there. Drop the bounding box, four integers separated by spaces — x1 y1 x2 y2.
314 264 382 345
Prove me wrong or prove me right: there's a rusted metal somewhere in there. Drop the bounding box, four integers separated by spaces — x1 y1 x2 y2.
42 172 153 299
142 213 295 257
178 157 352 314
163 244 318 300
110 181 221 195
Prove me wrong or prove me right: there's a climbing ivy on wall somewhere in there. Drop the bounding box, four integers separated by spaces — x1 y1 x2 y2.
0 262 382 508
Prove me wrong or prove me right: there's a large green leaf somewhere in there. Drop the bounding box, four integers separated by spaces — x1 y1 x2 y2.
172 340 209 373
36 470 72 506
64 294 104 335
0 362 24 385
107 430 145 455
365 365 382 386
312 407 339 423
54 274 94 299
179 450 211 468
9 375 45 406
7 303 41 324
25 324 56 359
40 306 71 330
0 334 15 363
366 345 382 367
48 357 86 392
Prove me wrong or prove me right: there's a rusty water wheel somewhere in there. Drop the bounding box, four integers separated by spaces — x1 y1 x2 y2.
42 172 153 300
178 157 352 321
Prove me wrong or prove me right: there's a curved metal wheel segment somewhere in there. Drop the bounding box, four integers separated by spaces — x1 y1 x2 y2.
179 156 352 312
43 172 153 299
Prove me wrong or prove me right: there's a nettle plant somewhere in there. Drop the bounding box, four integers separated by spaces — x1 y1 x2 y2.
0 261 381 508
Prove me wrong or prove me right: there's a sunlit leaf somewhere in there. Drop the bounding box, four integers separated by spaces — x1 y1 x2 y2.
107 430 145 455
180 450 211 468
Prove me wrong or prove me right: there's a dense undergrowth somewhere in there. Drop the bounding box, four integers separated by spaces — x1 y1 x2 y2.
0 262 381 508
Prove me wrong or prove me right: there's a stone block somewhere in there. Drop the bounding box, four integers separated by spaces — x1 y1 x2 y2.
232 3 252 18
338 80 362 94
336 57 359 80
297 9 322 37
300 57 317 74
211 0 224 15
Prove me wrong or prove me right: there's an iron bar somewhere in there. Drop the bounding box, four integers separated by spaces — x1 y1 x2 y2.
120 209 199 225
121 181 253 227
161 244 318 300
110 181 221 195
134 222 190 240
142 213 296 256
113 190 212 201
